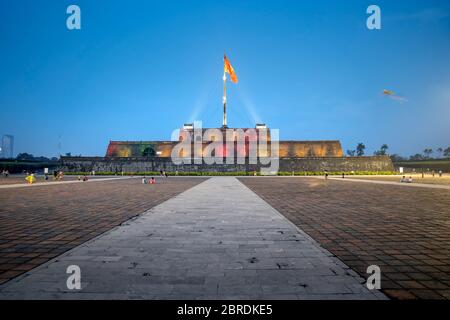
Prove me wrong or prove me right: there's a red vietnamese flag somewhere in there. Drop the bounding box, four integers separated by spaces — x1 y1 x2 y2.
224 54 238 83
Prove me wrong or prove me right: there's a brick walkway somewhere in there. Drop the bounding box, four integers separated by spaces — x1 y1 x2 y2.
0 177 206 285
239 177 450 300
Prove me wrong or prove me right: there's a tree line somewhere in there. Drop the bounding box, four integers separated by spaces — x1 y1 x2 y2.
346 144 450 161
13 153 59 162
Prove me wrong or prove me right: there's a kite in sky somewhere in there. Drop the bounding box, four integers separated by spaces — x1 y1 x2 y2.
382 89 408 103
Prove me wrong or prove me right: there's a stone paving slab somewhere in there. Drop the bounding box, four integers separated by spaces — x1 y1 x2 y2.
0 177 385 300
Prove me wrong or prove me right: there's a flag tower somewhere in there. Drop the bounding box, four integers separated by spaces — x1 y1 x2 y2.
222 54 238 128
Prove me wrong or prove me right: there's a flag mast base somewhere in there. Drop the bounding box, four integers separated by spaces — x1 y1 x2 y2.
222 72 228 128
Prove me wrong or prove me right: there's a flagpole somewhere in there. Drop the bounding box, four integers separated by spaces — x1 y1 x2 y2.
222 72 227 128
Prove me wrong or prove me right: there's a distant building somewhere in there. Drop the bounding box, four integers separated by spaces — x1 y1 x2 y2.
1 135 14 159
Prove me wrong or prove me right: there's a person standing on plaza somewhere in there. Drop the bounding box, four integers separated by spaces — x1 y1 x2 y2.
25 173 36 185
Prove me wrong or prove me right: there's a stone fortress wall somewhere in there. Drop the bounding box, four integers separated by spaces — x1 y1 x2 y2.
62 127 394 173
59 155 394 173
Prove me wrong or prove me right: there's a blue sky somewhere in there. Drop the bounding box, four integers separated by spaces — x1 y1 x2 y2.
0 0 449 157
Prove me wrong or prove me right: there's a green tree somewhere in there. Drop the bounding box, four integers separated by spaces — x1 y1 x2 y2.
410 153 425 160
444 147 450 158
16 153 35 161
346 150 355 157
374 144 389 156
390 154 405 162
142 147 156 157
423 148 433 159
437 147 443 158
356 143 366 156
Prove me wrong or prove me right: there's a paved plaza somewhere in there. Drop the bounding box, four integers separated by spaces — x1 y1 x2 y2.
0 177 206 285
0 175 448 300
239 177 450 299
0 177 383 300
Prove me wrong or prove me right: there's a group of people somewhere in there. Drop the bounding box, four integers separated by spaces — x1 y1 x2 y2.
400 176 413 183
24 170 65 185
142 177 156 184
53 170 64 180
142 171 170 185
77 175 89 182
159 170 168 178
420 170 444 178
